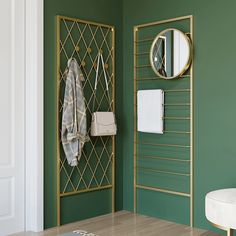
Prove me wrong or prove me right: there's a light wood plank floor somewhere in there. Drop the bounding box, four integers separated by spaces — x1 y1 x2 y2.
12 211 221 236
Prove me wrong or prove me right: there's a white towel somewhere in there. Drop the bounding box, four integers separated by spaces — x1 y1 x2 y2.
137 89 164 134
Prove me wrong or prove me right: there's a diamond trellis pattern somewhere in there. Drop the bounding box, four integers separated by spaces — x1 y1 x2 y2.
57 16 115 197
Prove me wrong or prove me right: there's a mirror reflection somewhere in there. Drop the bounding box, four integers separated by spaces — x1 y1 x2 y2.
150 28 191 79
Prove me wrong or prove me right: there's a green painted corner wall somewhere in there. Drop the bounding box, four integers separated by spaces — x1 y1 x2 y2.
45 0 236 233
122 0 236 233
44 0 123 229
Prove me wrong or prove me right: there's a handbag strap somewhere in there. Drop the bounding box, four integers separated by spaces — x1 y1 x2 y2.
92 52 112 112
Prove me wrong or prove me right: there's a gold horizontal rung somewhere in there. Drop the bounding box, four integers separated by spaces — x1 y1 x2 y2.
164 116 190 120
164 89 190 92
135 37 155 43
137 166 190 177
136 184 190 197
135 75 190 80
138 155 190 163
164 103 190 106
136 76 162 81
60 184 113 198
164 130 190 134
135 52 149 56
58 15 114 29
133 99 191 106
136 64 151 68
137 141 191 148
135 15 193 29
134 129 190 134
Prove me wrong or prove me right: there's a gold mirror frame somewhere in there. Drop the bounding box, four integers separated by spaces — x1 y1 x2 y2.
150 28 192 80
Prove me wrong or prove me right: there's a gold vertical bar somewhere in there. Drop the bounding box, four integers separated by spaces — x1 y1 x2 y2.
227 228 234 236
56 15 61 226
133 27 138 213
111 26 116 213
190 15 194 228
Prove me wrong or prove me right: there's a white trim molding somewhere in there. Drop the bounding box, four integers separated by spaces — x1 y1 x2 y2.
25 0 44 232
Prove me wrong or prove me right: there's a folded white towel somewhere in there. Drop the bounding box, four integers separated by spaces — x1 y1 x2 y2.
137 89 164 134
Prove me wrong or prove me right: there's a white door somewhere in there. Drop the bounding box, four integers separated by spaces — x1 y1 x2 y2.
0 0 25 235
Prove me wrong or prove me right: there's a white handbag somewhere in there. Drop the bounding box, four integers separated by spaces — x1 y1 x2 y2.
90 52 117 136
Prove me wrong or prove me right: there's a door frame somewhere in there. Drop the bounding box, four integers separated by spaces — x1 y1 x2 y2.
25 0 44 232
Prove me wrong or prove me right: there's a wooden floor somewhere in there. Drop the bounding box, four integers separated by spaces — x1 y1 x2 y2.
12 211 221 236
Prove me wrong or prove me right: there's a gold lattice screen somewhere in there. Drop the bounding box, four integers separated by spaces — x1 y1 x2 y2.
56 15 115 226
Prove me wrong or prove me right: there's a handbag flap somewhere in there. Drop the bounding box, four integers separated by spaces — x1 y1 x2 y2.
94 112 115 126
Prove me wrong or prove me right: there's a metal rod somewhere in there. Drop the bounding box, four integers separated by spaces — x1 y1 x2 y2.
136 74 190 80
60 185 113 197
135 37 154 43
138 166 190 177
164 89 190 92
111 27 116 213
135 52 150 56
164 103 190 106
134 102 190 107
134 89 190 93
134 129 190 134
136 184 190 197
135 64 151 68
58 15 114 29
136 76 162 80
56 15 61 227
165 130 190 134
138 141 191 148
227 229 234 236
138 155 190 163
190 14 194 228
135 15 193 28
133 27 138 213
210 221 234 235
164 116 190 120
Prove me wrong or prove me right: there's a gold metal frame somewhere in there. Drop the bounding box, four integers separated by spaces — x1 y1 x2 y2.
133 15 194 226
149 28 192 80
56 15 116 226
209 221 234 236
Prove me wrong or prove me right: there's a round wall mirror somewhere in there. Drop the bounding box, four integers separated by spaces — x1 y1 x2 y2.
150 28 192 79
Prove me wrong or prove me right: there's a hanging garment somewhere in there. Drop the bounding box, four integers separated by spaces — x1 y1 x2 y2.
137 89 164 134
61 58 89 166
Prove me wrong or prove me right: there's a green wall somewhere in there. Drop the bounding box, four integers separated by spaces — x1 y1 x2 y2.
44 0 123 229
122 0 236 233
